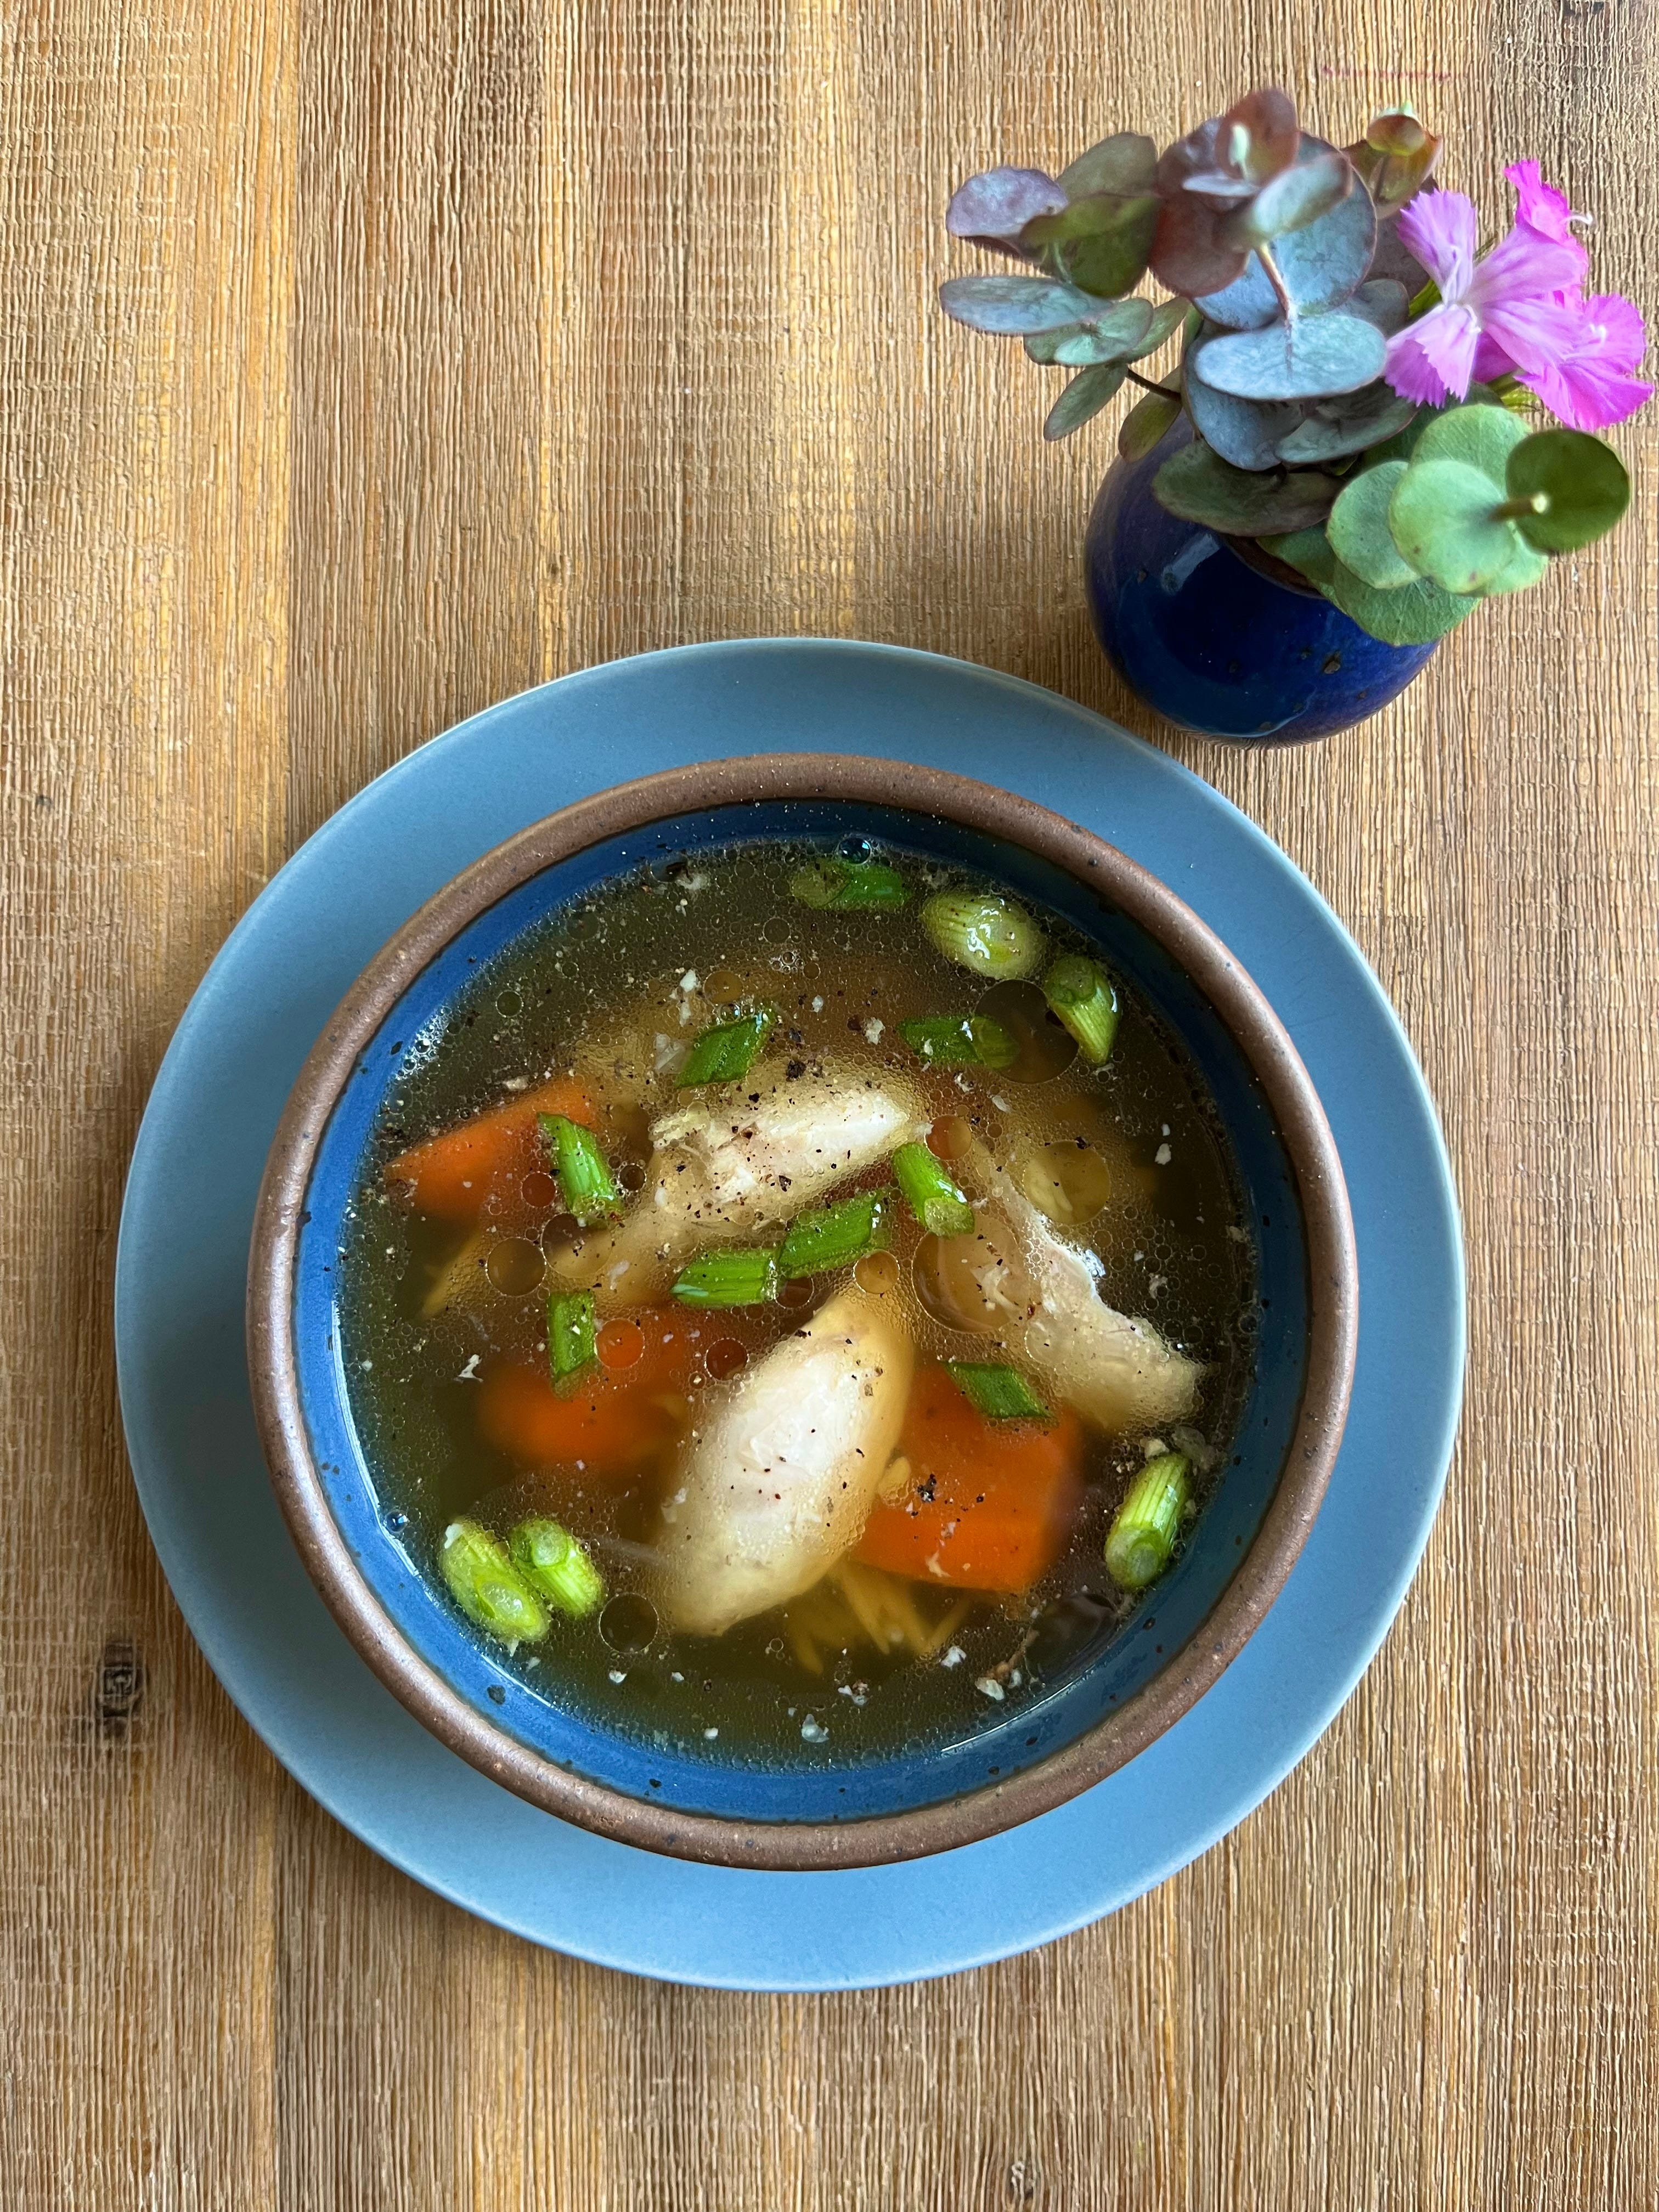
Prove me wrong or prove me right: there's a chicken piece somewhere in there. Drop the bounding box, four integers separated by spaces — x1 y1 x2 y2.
962 1139 1201 1434
655 1289 915 1635
551 1060 924 1307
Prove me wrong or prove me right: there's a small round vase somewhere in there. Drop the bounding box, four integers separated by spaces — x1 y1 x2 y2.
1085 424 1436 744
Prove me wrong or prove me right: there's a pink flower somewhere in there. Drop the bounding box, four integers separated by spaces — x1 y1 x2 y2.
1515 291 1653 430
1505 159 1588 267
1384 191 1587 407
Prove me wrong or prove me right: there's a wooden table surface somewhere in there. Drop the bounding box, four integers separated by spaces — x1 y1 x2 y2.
5 0 1656 2203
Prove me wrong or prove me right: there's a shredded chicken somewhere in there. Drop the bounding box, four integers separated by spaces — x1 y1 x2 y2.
962 1138 1201 1433
654 1289 915 1635
551 1059 924 1307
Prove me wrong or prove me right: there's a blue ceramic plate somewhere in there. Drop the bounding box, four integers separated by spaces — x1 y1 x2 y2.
116 640 1464 1989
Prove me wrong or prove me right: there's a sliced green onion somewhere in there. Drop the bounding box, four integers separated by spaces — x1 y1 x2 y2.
892 1141 974 1237
439 1519 550 1649
1042 955 1120 1065
921 891 1046 980
509 1517 606 1620
548 1290 597 1381
944 1362 1051 1422
670 1247 780 1307
898 1013 1018 1071
1104 1452 1190 1592
778 1187 895 1279
789 855 910 910
678 1005 777 1086
539 1113 622 1226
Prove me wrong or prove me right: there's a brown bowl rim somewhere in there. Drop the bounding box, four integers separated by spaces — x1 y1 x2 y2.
247 753 1357 1871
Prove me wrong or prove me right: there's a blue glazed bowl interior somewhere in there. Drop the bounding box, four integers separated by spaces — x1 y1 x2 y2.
292 799 1310 1827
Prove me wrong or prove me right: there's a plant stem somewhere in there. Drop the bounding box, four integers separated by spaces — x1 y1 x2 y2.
1124 368 1181 397
1493 493 1548 520
1255 241 1297 325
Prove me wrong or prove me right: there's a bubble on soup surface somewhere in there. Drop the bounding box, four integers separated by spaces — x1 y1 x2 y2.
853 1249 900 1297
912 1225 1034 1336
483 1238 546 1295
975 980 1078 1085
1015 1141 1113 1228
599 1594 659 1653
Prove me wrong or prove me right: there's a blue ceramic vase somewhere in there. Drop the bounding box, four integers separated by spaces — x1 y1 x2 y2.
1085 424 1436 744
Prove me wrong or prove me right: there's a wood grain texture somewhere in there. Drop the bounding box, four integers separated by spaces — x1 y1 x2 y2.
2 0 1655 2201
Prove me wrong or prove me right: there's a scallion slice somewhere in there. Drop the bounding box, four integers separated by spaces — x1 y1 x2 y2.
778 1187 895 1279
789 855 909 910
548 1290 597 1381
944 1362 1051 1422
1104 1452 1190 1592
1042 955 1120 1065
509 1517 606 1619
921 891 1046 980
439 1520 550 1649
539 1113 622 1226
670 1247 780 1307
891 1141 974 1238
678 1005 777 1086
898 1013 1018 1071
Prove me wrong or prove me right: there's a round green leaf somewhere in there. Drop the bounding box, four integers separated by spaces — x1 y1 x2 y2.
1235 150 1352 245
1388 457 1525 594
1263 527 1477 644
1483 533 1550 594
1057 133 1158 201
1023 193 1160 299
1126 297 1195 362
1507 430 1631 552
1328 460 1417 587
1043 363 1127 441
1193 311 1386 400
1051 296 1155 364
939 274 1103 334
1119 389 1182 461
1153 442 1341 533
1411 400 1528 486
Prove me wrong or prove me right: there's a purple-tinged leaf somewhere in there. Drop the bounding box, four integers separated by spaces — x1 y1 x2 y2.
946 167 1068 252
939 274 1103 334
1150 191 1249 297
1223 86 1300 183
1275 382 1418 462
1057 133 1158 201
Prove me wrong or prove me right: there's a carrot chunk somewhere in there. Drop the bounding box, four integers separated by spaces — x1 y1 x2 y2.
477 1308 696 1477
385 1075 593 1225
854 1364 1082 1593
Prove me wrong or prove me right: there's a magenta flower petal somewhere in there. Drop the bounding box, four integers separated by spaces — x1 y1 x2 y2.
1580 291 1650 374
1521 357 1654 431
1397 190 1477 295
1505 160 1582 244
1466 223 1587 311
1471 334 1517 383
1515 291 1654 428
1386 306 1481 407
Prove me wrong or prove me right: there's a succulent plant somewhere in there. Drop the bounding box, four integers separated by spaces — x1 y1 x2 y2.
940 88 1649 646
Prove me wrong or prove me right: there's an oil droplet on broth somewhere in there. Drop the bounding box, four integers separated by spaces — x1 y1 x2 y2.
976 980 1077 1085
912 1225 1032 1336
484 1237 546 1295
1015 1140 1113 1229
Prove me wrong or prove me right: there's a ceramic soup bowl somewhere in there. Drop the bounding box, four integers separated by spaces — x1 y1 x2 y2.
247 755 1356 1870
